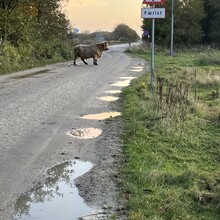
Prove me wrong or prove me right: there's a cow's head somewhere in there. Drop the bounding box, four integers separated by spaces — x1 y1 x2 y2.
100 41 109 51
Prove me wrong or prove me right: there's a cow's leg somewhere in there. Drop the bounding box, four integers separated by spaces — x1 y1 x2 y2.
81 58 88 65
93 56 98 65
73 55 78 65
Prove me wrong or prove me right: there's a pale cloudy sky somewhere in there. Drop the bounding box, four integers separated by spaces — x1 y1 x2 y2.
63 0 143 36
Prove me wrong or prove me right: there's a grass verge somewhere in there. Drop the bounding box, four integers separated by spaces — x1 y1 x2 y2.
120 49 220 220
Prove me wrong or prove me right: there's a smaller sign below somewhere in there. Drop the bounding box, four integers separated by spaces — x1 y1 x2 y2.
142 30 150 37
73 28 79 34
142 0 165 4
141 8 165 19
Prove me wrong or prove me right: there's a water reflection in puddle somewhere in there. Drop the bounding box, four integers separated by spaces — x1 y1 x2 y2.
119 76 137 80
97 96 119 102
129 69 143 72
81 112 122 120
14 160 93 220
131 66 144 69
105 90 122 94
111 80 131 87
129 66 144 72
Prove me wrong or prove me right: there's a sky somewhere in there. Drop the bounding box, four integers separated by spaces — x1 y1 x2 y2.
62 0 143 36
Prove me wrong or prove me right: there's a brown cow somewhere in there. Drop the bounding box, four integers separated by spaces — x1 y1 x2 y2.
73 41 109 65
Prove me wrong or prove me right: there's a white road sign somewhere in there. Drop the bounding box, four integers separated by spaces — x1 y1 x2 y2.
141 8 165 19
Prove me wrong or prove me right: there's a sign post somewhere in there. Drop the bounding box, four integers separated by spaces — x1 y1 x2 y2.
141 0 165 92
170 0 174 56
151 14 155 91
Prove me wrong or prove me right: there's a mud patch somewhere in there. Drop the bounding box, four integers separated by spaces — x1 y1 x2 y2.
97 96 119 102
11 69 50 79
81 112 121 120
69 128 102 139
14 160 93 220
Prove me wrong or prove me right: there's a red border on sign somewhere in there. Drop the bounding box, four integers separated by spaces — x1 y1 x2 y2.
142 0 165 5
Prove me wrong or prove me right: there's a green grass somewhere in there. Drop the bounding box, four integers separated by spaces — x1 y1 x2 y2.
197 51 220 66
120 49 220 220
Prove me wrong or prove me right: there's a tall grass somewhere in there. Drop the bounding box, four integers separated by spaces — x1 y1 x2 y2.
120 50 220 220
197 50 220 66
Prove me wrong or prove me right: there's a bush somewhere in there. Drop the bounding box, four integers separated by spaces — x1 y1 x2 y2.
0 39 73 74
33 41 72 61
0 41 21 73
54 42 72 60
17 43 34 63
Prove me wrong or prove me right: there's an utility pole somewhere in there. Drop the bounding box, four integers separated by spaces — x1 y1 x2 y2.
170 0 174 56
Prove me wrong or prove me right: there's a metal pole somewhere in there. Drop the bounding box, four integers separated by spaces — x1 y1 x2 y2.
170 0 174 56
151 17 155 91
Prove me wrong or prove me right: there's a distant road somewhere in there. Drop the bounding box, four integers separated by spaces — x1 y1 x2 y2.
0 43 145 219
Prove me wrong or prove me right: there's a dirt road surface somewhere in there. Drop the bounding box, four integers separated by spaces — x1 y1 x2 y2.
0 44 146 220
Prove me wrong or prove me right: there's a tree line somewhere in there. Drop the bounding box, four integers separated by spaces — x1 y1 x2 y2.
0 0 71 72
69 24 140 45
0 0 219 73
142 0 220 47
0 0 139 73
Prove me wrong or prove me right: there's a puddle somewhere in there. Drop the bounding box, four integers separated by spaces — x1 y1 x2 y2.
131 66 144 69
110 77 137 87
11 69 50 79
119 76 137 80
14 160 93 220
129 69 143 72
97 96 119 102
111 80 131 87
129 66 144 72
104 90 122 94
69 128 102 139
81 112 122 120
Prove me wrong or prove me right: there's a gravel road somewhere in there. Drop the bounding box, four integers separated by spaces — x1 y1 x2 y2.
0 44 146 219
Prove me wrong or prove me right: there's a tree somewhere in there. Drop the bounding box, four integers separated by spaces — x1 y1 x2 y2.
112 24 140 42
142 0 205 47
0 0 21 44
0 0 70 46
30 0 70 41
0 0 71 65
202 0 220 46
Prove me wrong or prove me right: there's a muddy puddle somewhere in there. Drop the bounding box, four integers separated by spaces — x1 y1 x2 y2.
11 69 50 79
81 112 122 120
14 160 93 220
69 128 102 139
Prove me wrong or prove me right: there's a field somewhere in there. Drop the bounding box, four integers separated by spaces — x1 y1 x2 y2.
120 48 220 220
